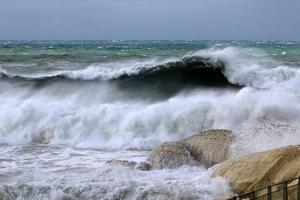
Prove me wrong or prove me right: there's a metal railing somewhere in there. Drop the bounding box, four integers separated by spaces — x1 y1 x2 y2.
228 177 300 200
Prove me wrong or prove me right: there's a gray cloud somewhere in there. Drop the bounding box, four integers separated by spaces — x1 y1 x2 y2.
0 0 299 40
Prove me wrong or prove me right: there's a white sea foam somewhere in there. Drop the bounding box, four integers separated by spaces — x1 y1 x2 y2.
193 47 300 88
1 46 300 200
0 47 300 152
231 121 300 157
0 145 232 200
0 83 300 151
0 58 179 81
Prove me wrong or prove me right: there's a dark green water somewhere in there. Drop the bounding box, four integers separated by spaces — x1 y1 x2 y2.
1 41 300 200
1 40 300 65
0 40 300 147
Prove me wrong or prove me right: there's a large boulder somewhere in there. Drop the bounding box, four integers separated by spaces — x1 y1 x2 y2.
148 129 234 169
212 145 300 195
182 129 234 168
148 142 195 169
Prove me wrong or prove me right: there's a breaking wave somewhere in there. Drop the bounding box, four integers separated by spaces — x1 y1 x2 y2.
0 47 300 150
1 47 299 89
0 55 236 89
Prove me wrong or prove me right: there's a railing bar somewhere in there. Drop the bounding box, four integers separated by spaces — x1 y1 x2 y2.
283 181 288 200
286 184 298 188
297 177 300 200
258 193 269 197
271 181 295 188
272 185 296 193
255 194 270 198
288 183 298 189
268 185 296 194
255 188 268 192
227 176 300 200
287 185 298 188
244 186 285 196
239 193 251 198
255 177 298 192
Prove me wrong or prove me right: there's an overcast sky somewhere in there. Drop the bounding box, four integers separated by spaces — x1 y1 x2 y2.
0 0 299 41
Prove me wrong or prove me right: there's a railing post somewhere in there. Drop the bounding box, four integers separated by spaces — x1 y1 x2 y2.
268 186 272 200
251 191 256 200
283 181 288 200
297 178 300 200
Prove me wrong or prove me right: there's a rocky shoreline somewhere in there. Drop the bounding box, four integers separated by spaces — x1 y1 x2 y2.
107 129 300 199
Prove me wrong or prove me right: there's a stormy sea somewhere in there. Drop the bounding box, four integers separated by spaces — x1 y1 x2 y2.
0 40 300 200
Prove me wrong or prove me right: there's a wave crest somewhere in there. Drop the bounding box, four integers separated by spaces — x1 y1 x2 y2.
1 47 299 90
0 55 239 93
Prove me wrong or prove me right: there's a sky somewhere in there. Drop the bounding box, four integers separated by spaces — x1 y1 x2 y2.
0 0 299 41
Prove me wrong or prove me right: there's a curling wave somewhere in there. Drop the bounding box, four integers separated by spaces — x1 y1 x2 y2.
1 47 299 90
0 56 236 87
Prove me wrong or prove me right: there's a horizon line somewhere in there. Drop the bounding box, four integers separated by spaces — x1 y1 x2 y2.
0 39 299 42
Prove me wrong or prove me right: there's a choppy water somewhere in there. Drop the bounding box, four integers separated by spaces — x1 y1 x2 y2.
0 40 300 199
0 144 231 200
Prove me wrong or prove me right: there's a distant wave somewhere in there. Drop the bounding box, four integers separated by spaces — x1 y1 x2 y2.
1 47 298 90
0 56 239 88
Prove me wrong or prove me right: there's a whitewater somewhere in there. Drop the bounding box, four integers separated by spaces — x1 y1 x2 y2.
0 41 300 199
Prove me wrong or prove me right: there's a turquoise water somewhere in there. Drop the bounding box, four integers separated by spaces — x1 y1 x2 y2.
1 41 300 199
0 40 300 83
1 40 300 146
1 40 300 63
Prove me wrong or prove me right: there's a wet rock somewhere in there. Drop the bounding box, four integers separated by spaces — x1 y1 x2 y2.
212 145 300 195
135 162 152 171
105 159 152 171
182 129 235 168
147 129 234 169
105 159 137 169
147 142 195 169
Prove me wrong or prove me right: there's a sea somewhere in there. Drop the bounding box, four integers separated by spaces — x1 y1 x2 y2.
0 40 300 199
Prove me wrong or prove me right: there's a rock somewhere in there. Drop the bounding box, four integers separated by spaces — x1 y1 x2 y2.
135 162 152 171
212 145 300 195
147 142 195 169
105 159 137 169
182 129 234 168
147 129 234 169
105 160 152 171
